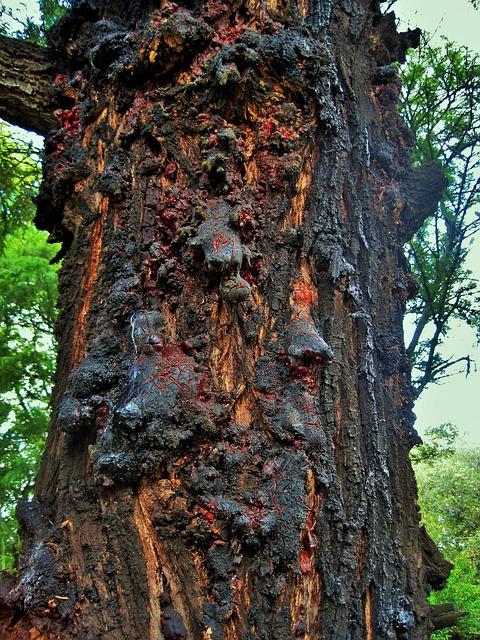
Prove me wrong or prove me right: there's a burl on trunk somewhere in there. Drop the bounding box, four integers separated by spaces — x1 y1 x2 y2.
0 1 451 638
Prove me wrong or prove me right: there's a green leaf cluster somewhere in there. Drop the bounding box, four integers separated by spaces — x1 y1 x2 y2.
410 422 458 465
0 0 69 43
0 123 40 240
400 37 480 394
0 1 67 572
0 123 59 571
413 436 480 638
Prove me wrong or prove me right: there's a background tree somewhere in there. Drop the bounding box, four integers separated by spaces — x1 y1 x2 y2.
0 122 40 240
0 1 456 638
409 422 458 465
0 0 68 43
0 123 59 570
412 429 480 639
0 1 65 570
399 35 480 395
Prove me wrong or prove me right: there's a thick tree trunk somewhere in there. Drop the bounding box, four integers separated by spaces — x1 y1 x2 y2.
0 1 452 638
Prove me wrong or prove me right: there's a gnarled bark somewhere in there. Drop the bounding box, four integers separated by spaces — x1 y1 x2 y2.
0 1 453 638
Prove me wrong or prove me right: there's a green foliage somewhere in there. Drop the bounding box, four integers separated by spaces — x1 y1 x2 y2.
413 437 480 638
429 558 480 640
0 0 68 43
0 123 40 241
0 124 59 571
0 0 64 573
23 0 69 43
403 36 480 634
399 36 480 395
410 423 458 464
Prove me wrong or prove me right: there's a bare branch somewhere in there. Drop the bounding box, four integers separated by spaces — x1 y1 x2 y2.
431 603 469 631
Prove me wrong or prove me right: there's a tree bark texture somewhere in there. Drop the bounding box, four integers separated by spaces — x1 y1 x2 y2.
0 1 451 638
0 34 60 135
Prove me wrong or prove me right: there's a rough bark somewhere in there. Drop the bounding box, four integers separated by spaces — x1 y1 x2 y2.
0 34 60 134
400 162 449 242
430 604 468 631
0 1 452 638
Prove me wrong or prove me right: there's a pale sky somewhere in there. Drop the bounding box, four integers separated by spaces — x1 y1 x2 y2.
395 0 480 52
396 0 480 446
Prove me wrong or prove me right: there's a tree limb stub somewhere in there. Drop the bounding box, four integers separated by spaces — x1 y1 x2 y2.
431 603 469 631
0 35 60 135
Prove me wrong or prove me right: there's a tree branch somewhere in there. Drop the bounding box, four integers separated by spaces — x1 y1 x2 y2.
0 34 61 135
431 603 469 631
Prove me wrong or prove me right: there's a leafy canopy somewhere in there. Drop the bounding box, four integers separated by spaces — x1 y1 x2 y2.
0 124 59 570
0 0 68 43
410 422 458 465
402 30 480 638
0 123 41 242
399 36 480 395
413 430 480 639
0 0 65 571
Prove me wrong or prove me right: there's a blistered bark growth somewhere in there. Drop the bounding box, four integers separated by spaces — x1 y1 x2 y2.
0 1 451 638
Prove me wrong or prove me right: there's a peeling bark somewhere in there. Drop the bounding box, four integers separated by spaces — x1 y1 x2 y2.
0 1 453 638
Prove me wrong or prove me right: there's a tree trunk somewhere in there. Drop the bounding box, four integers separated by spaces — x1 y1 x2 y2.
0 1 452 638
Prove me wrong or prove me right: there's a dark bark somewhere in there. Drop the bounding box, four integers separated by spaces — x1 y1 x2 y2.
400 162 449 242
430 604 469 631
0 35 61 134
0 1 454 638
419 525 452 591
